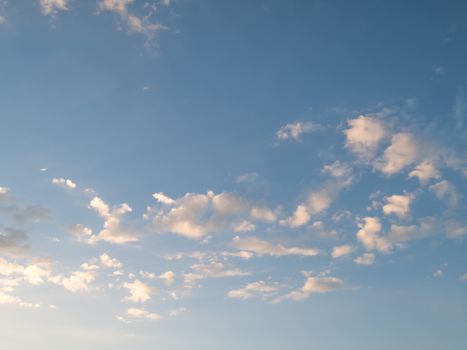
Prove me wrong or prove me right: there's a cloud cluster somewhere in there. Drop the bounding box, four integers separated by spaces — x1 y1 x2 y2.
145 191 276 239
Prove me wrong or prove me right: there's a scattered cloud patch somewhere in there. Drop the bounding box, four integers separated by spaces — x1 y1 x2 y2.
354 253 375 265
276 121 320 141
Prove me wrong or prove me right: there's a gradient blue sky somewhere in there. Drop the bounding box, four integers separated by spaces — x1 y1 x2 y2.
1 1 467 349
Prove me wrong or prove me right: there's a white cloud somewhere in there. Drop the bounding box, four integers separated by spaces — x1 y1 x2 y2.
0 291 40 308
183 261 248 288
409 160 440 184
232 236 320 257
98 0 166 40
389 217 438 243
99 253 122 269
307 189 333 215
123 279 154 303
354 253 375 265
52 177 76 189
159 270 175 286
276 275 345 302
382 193 414 218
146 191 276 239
250 206 277 222
280 205 310 228
50 270 97 292
276 121 320 141
356 217 392 253
89 196 138 244
433 269 443 278
0 187 8 196
227 281 280 300
375 133 419 175
152 192 174 205
126 307 160 321
344 115 387 159
460 273 467 282
331 245 354 258
39 0 69 16
234 220 256 232
429 180 459 207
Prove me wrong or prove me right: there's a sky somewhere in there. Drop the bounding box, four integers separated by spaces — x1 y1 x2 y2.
0 0 467 349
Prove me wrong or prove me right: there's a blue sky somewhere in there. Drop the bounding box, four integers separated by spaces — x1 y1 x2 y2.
0 0 467 349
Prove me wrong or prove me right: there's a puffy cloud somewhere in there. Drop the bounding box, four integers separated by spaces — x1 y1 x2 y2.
460 273 467 282
281 176 354 229
276 121 320 141
98 0 166 40
39 0 69 16
382 193 414 218
152 192 175 205
250 206 277 222
123 279 154 303
159 270 175 286
280 205 310 228
375 133 419 175
354 253 375 265
146 191 276 239
227 281 280 300
70 224 96 244
89 196 138 244
0 258 52 285
433 269 443 278
232 236 320 257
307 189 333 215
429 180 459 207
0 187 8 196
409 160 440 184
277 275 345 302
344 116 387 159
0 291 40 309
126 307 160 321
50 270 97 292
99 253 122 269
331 245 354 258
52 177 76 189
356 217 392 253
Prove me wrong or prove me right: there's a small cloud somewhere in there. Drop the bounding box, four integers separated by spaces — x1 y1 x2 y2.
433 269 443 278
343 115 387 160
123 279 154 303
374 133 419 175
125 307 161 321
52 178 76 189
39 0 69 16
276 121 320 142
331 245 354 258
382 193 414 218
354 253 375 265
409 160 440 184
